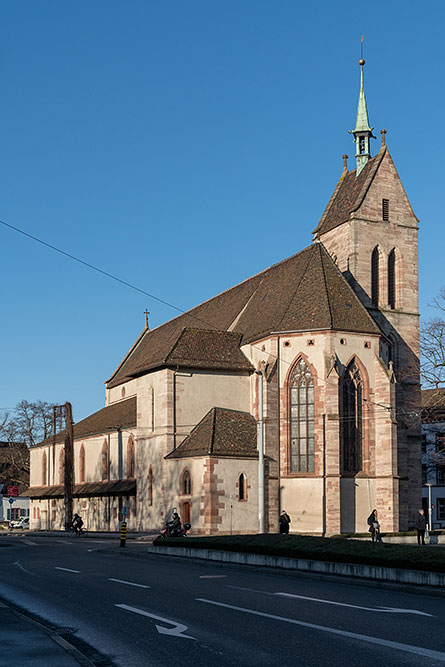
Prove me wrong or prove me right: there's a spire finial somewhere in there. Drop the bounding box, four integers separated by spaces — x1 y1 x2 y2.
342 154 349 175
350 41 375 176
144 309 150 330
380 128 387 146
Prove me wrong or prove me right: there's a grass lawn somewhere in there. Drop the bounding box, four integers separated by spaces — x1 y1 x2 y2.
152 533 445 574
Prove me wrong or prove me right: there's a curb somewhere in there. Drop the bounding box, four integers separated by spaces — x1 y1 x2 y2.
148 545 445 588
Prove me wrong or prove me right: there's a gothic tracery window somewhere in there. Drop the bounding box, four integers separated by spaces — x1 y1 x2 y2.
79 445 85 483
238 473 247 501
371 246 379 306
342 361 363 473
59 448 64 484
127 437 135 478
388 249 396 309
42 451 47 486
289 359 315 473
181 469 191 495
101 440 109 481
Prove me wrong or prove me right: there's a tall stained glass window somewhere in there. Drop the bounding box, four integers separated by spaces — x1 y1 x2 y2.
290 359 315 473
342 361 363 473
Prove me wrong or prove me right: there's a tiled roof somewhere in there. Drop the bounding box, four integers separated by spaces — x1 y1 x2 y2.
24 479 136 499
108 242 379 388
34 397 137 447
166 407 258 459
313 147 386 236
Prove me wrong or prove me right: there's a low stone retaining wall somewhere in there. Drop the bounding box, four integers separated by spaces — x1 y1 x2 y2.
148 545 445 588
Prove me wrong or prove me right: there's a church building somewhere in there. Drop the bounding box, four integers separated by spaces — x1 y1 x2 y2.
27 59 421 535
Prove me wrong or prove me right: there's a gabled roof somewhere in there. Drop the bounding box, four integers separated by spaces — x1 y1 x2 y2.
313 146 386 236
107 242 380 388
34 397 137 447
165 407 258 459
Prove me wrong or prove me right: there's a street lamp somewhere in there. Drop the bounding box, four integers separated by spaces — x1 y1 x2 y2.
426 483 433 530
255 370 264 533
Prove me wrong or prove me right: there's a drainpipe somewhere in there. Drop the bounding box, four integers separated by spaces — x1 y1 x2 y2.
322 413 327 537
255 369 265 533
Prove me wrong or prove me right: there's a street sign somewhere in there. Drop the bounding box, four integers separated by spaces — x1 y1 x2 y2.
7 486 19 497
8 497 14 505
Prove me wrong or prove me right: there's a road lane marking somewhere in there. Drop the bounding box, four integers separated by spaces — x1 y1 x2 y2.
197 598 445 661
200 575 227 579
228 585 433 617
54 567 81 573
109 578 151 589
116 604 196 639
21 539 38 546
13 560 38 576
276 592 433 617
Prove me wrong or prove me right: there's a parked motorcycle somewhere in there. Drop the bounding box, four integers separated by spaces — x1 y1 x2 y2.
159 522 191 538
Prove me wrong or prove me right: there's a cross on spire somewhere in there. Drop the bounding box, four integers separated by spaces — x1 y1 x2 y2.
144 309 150 330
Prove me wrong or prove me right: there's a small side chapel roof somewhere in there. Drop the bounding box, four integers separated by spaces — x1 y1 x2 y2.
34 396 137 447
165 407 258 459
107 242 379 388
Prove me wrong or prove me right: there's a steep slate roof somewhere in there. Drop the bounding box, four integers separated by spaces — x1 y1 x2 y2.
313 146 386 236
108 242 379 388
166 407 258 459
34 397 137 447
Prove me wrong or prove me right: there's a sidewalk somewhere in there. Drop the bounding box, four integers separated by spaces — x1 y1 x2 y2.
0 600 84 666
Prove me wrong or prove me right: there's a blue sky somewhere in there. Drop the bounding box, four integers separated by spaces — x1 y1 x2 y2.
0 1 443 421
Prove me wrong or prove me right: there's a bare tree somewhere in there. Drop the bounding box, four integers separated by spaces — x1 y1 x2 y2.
0 400 56 487
421 288 445 390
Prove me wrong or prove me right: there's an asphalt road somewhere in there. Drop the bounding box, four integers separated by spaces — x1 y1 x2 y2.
0 534 445 666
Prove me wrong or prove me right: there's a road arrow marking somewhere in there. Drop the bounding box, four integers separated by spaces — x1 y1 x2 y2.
197 598 445 662
115 604 196 639
109 578 150 589
276 592 433 617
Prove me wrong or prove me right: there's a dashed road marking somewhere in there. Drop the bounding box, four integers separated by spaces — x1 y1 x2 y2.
54 567 81 573
109 578 150 589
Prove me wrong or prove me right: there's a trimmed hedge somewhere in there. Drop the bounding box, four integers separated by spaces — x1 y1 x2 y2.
152 533 445 574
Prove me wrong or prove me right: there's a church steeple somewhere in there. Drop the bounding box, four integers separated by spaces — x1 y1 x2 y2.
351 58 375 176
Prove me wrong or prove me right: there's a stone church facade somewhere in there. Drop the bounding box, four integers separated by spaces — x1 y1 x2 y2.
27 60 421 535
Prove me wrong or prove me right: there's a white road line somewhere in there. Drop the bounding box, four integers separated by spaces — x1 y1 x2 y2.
197 598 445 662
109 578 151 589
21 539 38 546
13 560 38 576
116 604 196 639
54 567 81 573
276 592 433 617
228 585 433 617
200 575 227 579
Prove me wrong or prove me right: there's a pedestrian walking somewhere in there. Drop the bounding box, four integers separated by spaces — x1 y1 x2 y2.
279 510 291 534
367 509 383 543
415 509 427 545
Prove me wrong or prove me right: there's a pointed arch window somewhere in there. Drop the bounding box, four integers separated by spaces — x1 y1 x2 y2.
342 361 363 473
147 466 153 506
289 359 315 473
238 473 247 501
79 445 85 483
42 451 47 486
101 440 109 481
371 247 379 306
388 249 396 309
59 448 65 485
127 437 135 478
181 469 191 495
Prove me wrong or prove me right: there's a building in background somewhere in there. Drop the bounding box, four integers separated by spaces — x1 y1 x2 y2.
0 440 30 523
421 389 445 528
27 59 421 535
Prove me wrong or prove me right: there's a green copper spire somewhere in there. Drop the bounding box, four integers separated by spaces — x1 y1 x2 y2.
350 59 375 176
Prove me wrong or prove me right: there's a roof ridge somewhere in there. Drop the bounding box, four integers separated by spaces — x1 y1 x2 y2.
313 171 347 235
209 408 217 454
164 328 189 365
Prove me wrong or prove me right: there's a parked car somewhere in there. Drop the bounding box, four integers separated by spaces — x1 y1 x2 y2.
9 516 29 530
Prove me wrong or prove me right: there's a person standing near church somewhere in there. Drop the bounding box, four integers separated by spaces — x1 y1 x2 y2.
279 510 291 534
367 509 382 543
415 509 427 545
